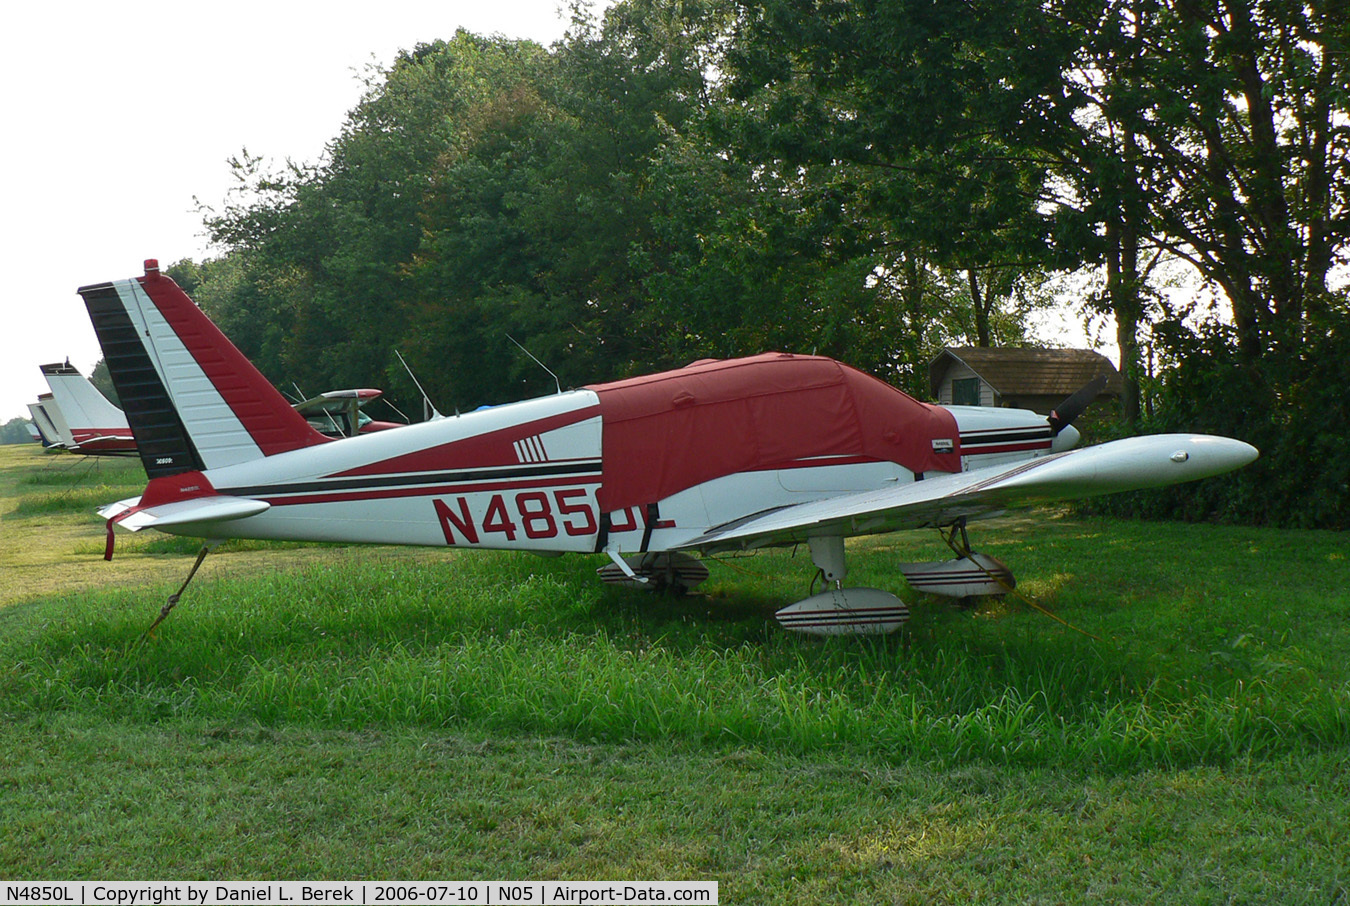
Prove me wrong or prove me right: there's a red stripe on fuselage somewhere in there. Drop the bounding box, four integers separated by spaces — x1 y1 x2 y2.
333 407 601 478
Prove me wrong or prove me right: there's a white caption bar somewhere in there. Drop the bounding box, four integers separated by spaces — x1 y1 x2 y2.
1 883 718 906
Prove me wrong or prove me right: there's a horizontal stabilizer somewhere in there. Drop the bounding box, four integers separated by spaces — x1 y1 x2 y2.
104 495 270 533
97 497 141 521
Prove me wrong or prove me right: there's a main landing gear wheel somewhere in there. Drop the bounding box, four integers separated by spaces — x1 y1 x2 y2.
774 535 910 635
893 520 1017 602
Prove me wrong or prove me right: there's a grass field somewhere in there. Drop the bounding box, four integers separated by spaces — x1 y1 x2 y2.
2 444 1348 901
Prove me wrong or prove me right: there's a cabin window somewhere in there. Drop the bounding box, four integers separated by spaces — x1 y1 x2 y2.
952 377 981 406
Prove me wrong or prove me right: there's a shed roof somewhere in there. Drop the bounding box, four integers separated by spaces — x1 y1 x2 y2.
929 347 1122 400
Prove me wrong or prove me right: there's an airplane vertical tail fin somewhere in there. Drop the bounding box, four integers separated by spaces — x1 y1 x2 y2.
78 260 329 478
39 361 127 429
28 399 68 448
39 360 135 453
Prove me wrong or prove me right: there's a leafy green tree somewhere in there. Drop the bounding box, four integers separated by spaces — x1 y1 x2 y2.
1108 0 1350 356
717 0 1067 372
721 0 1349 424
198 33 556 409
1 418 36 445
637 131 996 393
402 2 730 405
1040 0 1349 424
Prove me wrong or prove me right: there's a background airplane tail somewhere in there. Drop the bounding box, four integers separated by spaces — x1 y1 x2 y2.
40 361 125 427
78 260 328 478
28 398 71 448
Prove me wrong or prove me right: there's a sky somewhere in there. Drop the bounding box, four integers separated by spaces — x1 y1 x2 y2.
0 0 595 422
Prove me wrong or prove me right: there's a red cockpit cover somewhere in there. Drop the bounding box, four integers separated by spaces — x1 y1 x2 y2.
586 353 960 512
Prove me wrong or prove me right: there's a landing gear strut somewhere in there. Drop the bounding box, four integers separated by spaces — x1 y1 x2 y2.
808 534 847 591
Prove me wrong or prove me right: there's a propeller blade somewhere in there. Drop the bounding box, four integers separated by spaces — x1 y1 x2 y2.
1048 374 1108 435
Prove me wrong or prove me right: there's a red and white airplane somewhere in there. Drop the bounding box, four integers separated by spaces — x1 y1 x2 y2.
293 388 403 438
79 261 1258 634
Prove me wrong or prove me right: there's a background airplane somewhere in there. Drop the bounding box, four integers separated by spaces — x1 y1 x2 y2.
27 398 63 448
29 364 404 457
80 261 1258 634
292 388 404 438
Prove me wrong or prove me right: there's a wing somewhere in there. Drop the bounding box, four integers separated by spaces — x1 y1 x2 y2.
680 434 1257 553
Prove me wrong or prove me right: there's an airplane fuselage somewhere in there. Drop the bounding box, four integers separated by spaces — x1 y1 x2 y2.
154 387 1065 557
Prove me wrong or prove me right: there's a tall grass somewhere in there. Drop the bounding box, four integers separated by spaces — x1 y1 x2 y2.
5 541 1347 771
11 485 136 515
6 454 143 514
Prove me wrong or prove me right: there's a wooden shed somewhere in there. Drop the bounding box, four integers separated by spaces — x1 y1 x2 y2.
929 347 1122 415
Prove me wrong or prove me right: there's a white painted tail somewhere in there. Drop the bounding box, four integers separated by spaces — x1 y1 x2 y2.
39 361 127 430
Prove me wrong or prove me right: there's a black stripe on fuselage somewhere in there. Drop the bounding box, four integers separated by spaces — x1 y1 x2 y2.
959 428 1052 448
219 460 603 499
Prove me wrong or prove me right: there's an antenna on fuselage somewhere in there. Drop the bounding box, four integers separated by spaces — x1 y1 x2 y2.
395 350 445 421
506 334 562 396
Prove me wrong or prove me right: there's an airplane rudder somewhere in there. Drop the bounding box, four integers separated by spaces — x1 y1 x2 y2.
80 271 206 476
81 260 330 473
150 265 329 460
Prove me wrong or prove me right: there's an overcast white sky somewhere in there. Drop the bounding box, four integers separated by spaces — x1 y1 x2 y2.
0 0 598 422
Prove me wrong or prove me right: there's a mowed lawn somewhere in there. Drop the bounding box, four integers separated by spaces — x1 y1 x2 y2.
1 444 1347 901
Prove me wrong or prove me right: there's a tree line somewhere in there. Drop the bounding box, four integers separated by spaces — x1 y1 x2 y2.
167 0 1344 528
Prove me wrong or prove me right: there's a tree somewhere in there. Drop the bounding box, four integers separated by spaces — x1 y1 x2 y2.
198 32 557 408
1122 0 1350 355
1 418 35 445
403 2 733 405
719 0 1070 367
722 0 1349 422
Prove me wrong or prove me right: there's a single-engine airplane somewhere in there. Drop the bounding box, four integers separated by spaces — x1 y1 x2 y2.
79 261 1258 634
293 388 403 438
